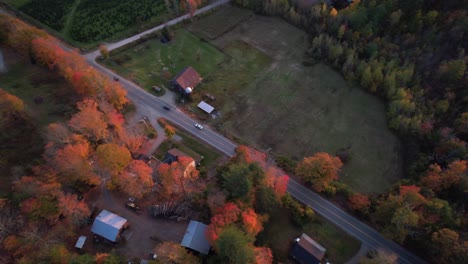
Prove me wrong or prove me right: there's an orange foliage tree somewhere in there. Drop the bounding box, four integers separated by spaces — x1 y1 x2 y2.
114 160 153 198
58 193 90 224
241 208 263 237
68 99 109 142
421 160 467 193
53 136 100 186
206 202 241 244
296 152 343 192
157 157 200 199
254 247 273 264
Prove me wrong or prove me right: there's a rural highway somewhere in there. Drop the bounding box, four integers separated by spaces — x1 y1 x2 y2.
88 52 426 264
79 2 424 264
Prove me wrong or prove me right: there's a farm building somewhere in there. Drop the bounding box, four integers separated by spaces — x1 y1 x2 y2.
181 221 211 255
197 101 215 114
171 66 202 93
91 210 127 242
290 233 326 264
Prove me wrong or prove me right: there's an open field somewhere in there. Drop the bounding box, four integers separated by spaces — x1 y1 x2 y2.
0 47 77 127
100 6 402 194
102 29 226 93
5 0 175 47
190 14 403 194
258 206 361 263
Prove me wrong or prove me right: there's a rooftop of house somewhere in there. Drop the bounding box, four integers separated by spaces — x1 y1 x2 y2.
172 66 202 89
290 233 326 264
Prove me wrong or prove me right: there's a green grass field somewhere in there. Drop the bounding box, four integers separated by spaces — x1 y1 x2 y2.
258 206 361 263
100 6 403 194
190 14 402 194
102 29 226 93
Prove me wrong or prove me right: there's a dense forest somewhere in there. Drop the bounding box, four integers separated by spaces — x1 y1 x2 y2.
234 0 467 262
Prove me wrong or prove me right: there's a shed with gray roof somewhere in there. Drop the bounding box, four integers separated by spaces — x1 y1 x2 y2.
181 220 211 254
91 210 127 242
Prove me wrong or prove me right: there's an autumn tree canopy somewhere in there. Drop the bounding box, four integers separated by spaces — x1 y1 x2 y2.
296 152 343 192
153 241 200 264
95 143 132 175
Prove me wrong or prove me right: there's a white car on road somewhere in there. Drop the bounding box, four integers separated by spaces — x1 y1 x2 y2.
195 123 204 130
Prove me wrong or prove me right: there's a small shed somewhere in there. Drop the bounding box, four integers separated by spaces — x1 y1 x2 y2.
181 221 211 255
171 67 202 92
91 210 127 242
197 101 215 114
290 233 326 264
75 236 87 249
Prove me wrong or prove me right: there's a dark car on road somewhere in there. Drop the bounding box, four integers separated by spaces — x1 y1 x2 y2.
163 106 170 110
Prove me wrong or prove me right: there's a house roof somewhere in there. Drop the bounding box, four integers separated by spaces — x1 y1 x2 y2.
181 221 211 255
173 67 202 89
290 233 326 264
91 210 127 242
197 101 215 114
75 236 87 249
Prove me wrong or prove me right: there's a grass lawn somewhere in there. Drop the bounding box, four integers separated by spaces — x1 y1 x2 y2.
258 206 361 263
190 14 402 194
102 29 226 93
153 132 222 168
0 47 77 127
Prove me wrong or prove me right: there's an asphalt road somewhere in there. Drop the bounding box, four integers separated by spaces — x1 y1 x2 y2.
89 59 426 264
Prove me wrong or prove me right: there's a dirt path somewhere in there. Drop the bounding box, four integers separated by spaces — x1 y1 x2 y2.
345 243 370 264
62 0 82 36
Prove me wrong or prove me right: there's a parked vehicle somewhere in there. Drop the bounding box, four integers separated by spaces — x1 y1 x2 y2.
125 202 142 214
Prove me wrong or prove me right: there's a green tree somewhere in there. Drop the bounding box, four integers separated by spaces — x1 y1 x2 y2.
215 226 255 264
95 143 132 175
254 186 278 214
219 163 253 199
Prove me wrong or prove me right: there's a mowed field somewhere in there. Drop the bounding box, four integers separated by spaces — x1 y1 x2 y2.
188 10 403 194
102 29 226 93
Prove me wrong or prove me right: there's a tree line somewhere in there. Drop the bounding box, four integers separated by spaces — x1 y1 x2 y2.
232 0 467 263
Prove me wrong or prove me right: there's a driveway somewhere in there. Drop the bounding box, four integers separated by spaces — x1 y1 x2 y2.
87 187 188 259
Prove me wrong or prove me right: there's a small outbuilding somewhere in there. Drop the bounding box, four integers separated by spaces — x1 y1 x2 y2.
75 236 87 249
91 210 127 242
197 101 215 114
171 66 202 93
290 233 326 264
181 220 211 255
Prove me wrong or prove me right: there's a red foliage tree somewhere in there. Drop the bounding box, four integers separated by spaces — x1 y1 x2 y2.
348 193 371 213
254 247 273 264
206 202 241 244
241 208 263 237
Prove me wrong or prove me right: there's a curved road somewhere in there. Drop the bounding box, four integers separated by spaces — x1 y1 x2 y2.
80 2 425 264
